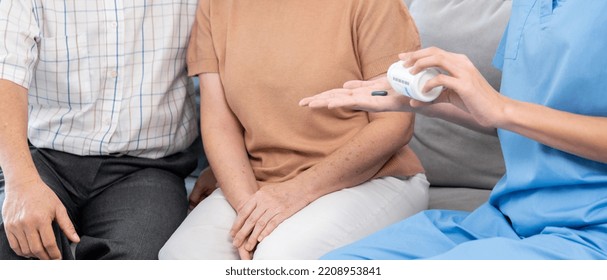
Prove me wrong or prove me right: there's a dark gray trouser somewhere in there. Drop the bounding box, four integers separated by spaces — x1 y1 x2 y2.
0 144 197 260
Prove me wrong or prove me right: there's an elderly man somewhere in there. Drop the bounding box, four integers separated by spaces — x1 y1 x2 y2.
0 1 200 259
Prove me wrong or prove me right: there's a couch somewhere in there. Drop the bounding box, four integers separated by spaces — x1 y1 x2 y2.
0 0 511 261
0 0 511 225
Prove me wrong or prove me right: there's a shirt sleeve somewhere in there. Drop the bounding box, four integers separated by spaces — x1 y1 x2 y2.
0 1 39 89
355 0 421 80
186 0 219 76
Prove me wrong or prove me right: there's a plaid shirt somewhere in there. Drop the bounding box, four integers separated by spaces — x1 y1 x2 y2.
0 0 199 158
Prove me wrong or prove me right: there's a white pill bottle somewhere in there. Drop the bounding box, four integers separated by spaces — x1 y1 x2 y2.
387 61 443 102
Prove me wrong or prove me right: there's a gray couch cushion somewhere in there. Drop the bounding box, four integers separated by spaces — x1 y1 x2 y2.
405 0 510 189
429 187 491 212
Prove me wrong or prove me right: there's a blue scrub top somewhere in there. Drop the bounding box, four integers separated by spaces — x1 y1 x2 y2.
490 0 607 237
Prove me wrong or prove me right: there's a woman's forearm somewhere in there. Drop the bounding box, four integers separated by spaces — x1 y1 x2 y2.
199 73 258 210
295 110 414 202
498 97 607 164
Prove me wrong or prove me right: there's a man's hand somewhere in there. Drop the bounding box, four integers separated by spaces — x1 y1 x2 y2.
188 166 218 210
2 178 79 260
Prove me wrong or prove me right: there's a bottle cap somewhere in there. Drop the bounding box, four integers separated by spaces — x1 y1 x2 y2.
413 68 443 102
387 61 443 102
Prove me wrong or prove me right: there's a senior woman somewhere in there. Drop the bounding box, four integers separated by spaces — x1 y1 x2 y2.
159 0 429 259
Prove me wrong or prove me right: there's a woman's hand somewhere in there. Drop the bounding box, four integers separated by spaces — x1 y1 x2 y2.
299 78 415 112
300 47 507 133
236 243 254 260
230 181 311 258
400 48 508 127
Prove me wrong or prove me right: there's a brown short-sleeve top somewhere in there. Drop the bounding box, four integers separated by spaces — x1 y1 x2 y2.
188 0 424 183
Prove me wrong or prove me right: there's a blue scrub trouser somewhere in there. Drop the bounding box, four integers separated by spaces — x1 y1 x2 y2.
321 204 607 260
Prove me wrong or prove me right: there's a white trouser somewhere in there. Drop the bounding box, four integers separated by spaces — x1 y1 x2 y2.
159 174 429 260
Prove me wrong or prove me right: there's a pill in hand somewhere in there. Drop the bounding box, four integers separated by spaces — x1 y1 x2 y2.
371 90 388 96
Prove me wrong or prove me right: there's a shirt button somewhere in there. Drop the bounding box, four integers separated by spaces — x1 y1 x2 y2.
110 22 118 28
108 70 118 78
104 118 112 126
